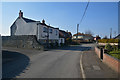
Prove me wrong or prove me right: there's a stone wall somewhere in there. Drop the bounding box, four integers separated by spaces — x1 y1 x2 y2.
2 35 44 50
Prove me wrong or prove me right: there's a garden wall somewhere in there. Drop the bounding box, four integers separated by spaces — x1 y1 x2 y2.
2 35 44 50
98 43 118 46
95 47 100 58
95 47 120 74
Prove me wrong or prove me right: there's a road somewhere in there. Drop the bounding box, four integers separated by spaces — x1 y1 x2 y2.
2 43 118 79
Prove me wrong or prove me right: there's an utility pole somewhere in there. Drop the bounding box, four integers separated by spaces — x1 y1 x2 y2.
76 24 79 42
110 28 112 39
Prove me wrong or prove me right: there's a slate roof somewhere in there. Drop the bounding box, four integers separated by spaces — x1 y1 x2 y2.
39 23 59 30
59 30 72 38
73 33 84 36
22 17 37 23
73 32 92 37
20 17 59 30
59 31 65 38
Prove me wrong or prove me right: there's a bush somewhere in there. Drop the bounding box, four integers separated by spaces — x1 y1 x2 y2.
66 38 72 44
50 43 54 48
60 43 64 46
112 45 118 51
105 44 113 52
98 39 119 43
109 50 120 54
71 40 80 45
104 43 120 60
55 42 59 47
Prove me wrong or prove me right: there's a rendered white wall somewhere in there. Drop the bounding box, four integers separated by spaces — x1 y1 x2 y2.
38 24 59 40
11 18 59 41
49 27 59 40
14 18 38 35
59 38 65 44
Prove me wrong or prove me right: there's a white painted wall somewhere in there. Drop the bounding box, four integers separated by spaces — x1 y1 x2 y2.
49 27 59 40
72 35 93 40
72 36 76 39
98 43 118 46
78 36 83 39
72 35 83 39
59 38 65 44
37 24 59 41
13 18 38 35
37 24 47 40
11 18 59 42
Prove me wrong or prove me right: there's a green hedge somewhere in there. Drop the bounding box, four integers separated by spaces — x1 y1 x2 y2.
108 47 120 60
98 39 119 43
109 53 120 60
109 50 120 54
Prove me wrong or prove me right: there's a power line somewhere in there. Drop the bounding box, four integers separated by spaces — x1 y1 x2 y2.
76 0 90 39
80 0 90 25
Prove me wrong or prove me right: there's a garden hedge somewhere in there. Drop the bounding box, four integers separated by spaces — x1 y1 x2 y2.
98 39 119 43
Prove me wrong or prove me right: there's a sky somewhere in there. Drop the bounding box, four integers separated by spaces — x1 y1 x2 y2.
1 2 118 38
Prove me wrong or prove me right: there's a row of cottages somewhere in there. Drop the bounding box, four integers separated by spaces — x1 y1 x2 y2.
10 10 70 46
59 30 72 43
72 32 94 42
94 35 101 41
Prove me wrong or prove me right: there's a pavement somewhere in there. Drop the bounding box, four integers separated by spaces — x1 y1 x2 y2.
2 43 118 79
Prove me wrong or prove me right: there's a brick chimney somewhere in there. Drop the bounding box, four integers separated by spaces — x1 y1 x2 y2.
19 10 23 18
42 19 45 24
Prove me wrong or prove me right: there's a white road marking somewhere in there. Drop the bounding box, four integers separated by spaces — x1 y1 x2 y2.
80 52 86 80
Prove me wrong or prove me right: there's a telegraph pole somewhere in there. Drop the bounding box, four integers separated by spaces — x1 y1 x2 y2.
76 24 79 41
110 28 112 39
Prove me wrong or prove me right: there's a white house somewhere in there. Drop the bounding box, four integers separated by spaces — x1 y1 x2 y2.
72 32 93 42
11 10 59 45
37 20 59 44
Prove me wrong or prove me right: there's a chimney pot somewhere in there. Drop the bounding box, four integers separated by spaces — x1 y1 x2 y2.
42 19 45 24
19 10 23 18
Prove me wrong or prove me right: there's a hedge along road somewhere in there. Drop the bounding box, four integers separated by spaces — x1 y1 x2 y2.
2 43 118 79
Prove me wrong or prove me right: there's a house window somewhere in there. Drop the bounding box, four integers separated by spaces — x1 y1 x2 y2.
43 27 47 32
56 30 58 35
49 29 52 33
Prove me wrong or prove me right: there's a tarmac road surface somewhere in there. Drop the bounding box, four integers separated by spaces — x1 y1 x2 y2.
2 43 118 79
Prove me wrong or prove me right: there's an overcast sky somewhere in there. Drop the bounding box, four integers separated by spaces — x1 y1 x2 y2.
2 2 118 38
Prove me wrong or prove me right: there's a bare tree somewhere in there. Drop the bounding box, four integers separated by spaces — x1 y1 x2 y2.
85 30 94 36
103 36 108 39
114 31 117 37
